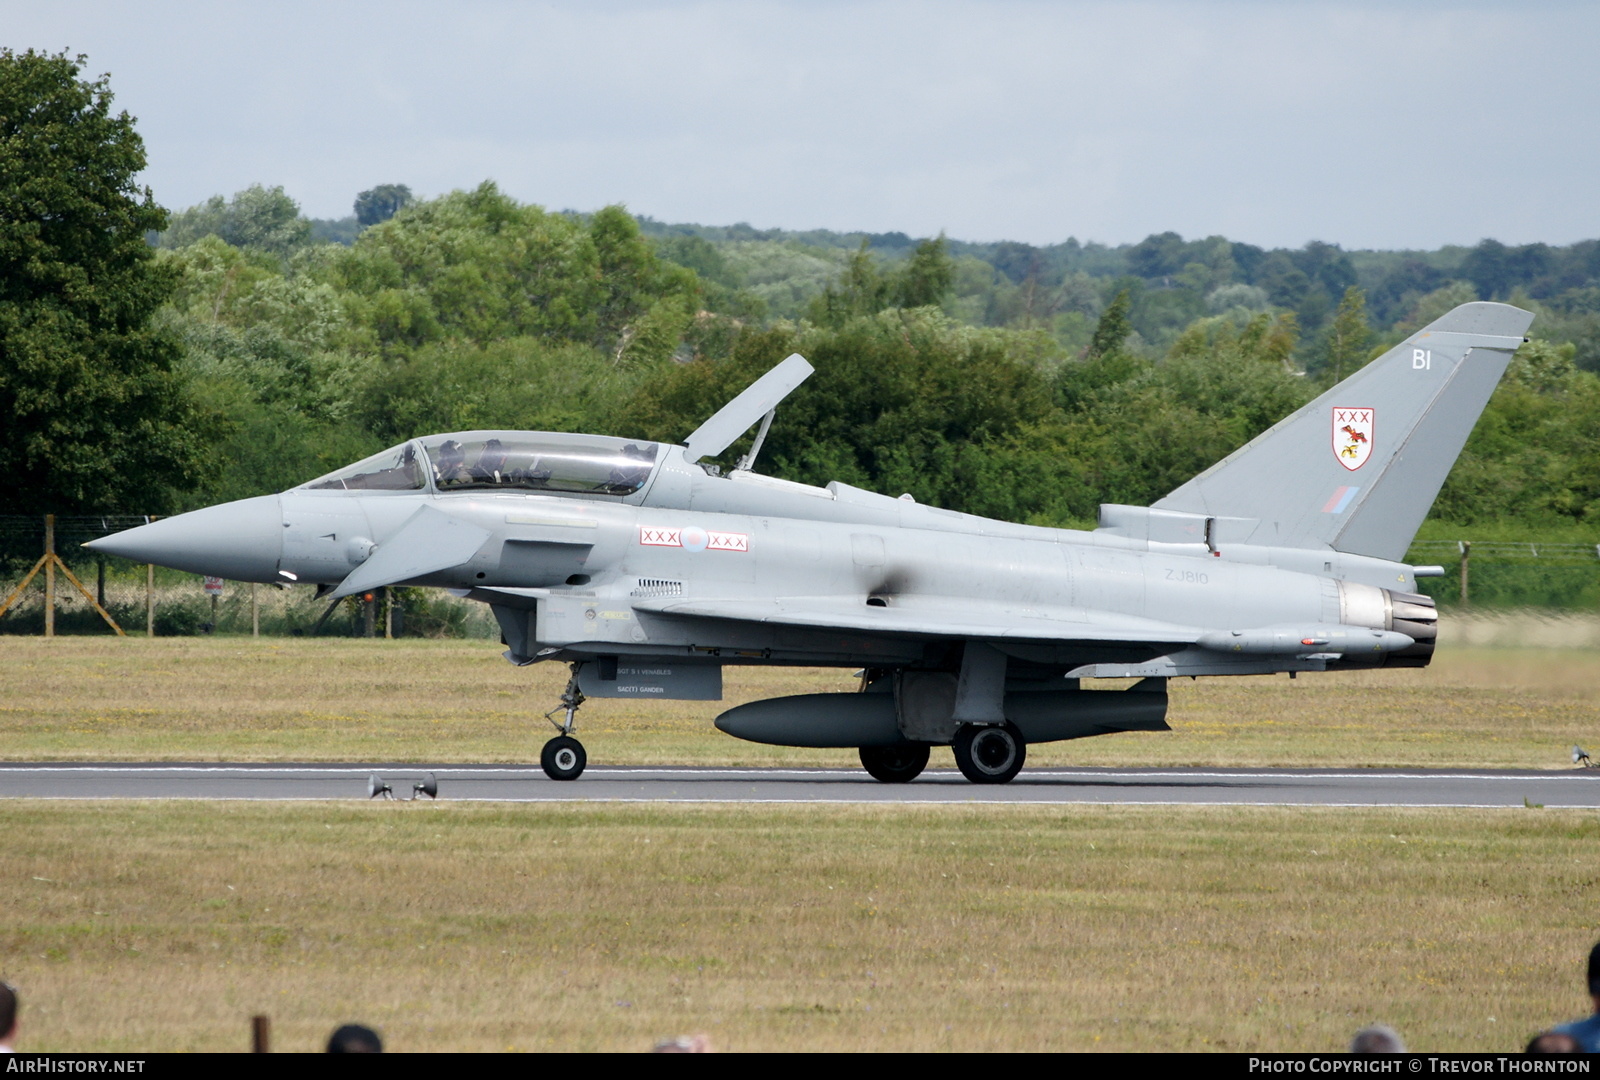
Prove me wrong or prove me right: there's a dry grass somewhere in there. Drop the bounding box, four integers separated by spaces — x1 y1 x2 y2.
0 635 1596 768
4 630 1597 1053
2 801 1595 1053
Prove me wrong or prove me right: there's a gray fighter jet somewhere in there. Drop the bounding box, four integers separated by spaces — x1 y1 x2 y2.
89 301 1533 783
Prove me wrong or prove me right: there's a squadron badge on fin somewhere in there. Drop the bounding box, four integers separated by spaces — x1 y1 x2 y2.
1333 407 1374 471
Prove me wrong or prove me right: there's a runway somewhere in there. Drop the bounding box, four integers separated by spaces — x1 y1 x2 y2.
0 762 1597 807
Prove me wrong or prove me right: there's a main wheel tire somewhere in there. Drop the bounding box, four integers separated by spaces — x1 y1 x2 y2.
859 744 931 783
540 735 587 781
951 722 1025 784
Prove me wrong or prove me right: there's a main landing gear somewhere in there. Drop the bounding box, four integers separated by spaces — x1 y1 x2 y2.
951 722 1026 784
857 725 1027 785
540 665 588 781
859 744 930 783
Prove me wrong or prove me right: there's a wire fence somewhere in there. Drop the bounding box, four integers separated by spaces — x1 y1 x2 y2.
0 513 154 560
1409 540 1600 565
0 513 495 640
3 513 1599 635
1406 539 1600 608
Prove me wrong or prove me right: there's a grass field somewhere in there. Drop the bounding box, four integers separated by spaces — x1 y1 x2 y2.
3 802 1596 1053
1 633 1596 768
2 630 1598 1052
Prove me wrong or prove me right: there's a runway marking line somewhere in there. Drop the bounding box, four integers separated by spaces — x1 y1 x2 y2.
0 765 1595 783
0 795 1569 810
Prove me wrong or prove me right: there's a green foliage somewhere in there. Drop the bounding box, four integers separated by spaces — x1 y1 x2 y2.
1433 338 1600 527
354 338 633 444
807 237 955 328
712 241 847 320
152 235 374 504
655 234 738 288
354 183 414 227
619 309 1056 509
590 204 699 364
1315 286 1372 381
128 175 1600 573
0 49 201 514
1393 281 1478 337
1042 312 1312 517
325 184 696 364
896 235 955 308
1408 518 1600 610
1087 289 1133 359
309 216 361 246
807 241 894 328
1168 310 1300 371
160 184 313 256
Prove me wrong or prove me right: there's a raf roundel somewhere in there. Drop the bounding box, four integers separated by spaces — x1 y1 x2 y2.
1332 407 1374 471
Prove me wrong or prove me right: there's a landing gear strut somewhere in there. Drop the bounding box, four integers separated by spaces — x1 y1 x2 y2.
540 664 588 781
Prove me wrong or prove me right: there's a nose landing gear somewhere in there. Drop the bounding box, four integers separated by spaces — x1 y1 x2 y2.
541 665 588 781
541 735 586 781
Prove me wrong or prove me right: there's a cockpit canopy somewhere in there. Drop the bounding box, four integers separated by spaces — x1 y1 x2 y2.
301 433 661 497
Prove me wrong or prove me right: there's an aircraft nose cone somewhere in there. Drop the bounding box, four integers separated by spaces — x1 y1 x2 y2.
85 495 284 582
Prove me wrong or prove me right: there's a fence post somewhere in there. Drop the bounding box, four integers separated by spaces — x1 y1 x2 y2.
1458 540 1471 606
251 582 259 638
383 586 393 640
145 516 157 637
43 514 55 638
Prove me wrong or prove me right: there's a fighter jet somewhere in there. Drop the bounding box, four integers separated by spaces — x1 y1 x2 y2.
88 301 1533 783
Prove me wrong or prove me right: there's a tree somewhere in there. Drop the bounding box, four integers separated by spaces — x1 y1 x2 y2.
808 241 891 327
327 184 697 364
0 49 200 514
618 309 1055 509
1321 285 1371 381
225 185 311 253
808 236 957 328
894 235 954 309
354 183 414 227
1086 289 1132 360
161 184 312 256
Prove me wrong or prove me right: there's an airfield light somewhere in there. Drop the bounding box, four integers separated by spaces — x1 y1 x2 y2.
1574 746 1594 768
413 773 438 799
367 774 393 800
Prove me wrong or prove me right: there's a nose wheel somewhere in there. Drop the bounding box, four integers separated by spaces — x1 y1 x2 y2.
540 664 589 781
541 735 587 781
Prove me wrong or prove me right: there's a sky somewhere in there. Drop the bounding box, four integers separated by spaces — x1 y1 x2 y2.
6 1 1599 251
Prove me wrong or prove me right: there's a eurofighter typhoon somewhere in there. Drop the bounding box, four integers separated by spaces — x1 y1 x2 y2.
89 302 1533 783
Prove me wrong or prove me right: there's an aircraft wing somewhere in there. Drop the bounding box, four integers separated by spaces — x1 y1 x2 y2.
629 595 1201 646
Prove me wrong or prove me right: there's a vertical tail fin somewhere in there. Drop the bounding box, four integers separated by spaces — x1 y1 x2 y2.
1152 301 1534 561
